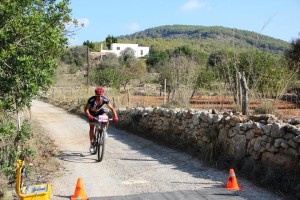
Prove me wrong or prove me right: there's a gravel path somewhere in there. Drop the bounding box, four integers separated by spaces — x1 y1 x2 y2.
30 100 283 200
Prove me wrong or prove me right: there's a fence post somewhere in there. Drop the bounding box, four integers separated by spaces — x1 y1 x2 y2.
127 89 130 107
240 72 248 115
52 88 55 99
164 79 166 105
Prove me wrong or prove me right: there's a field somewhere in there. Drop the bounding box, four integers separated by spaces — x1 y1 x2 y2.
47 86 300 120
126 95 300 119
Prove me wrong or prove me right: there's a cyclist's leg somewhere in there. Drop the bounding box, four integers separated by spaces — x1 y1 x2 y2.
88 112 98 143
88 122 96 153
89 122 95 144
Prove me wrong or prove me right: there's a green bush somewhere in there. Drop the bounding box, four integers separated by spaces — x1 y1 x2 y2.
0 119 34 180
69 64 79 74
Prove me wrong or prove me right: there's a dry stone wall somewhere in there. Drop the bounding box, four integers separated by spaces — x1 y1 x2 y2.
116 107 300 173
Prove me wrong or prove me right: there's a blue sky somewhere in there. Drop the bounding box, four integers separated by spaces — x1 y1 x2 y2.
68 0 300 46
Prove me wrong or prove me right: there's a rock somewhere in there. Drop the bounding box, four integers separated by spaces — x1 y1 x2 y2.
228 134 247 159
253 122 264 135
293 135 300 143
284 132 295 140
192 114 200 126
266 143 279 152
290 117 300 125
200 111 209 122
246 129 255 140
280 140 288 148
270 123 285 138
229 115 245 126
212 114 223 124
212 109 219 114
228 129 237 138
254 138 261 151
274 138 283 148
261 124 272 136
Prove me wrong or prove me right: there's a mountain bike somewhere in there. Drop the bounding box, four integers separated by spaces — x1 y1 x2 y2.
93 115 111 162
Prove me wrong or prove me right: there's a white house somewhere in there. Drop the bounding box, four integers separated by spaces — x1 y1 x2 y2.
100 43 149 58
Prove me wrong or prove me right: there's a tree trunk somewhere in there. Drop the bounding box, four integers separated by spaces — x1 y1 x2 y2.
238 70 242 106
190 89 196 99
127 89 130 107
240 72 249 115
171 88 177 102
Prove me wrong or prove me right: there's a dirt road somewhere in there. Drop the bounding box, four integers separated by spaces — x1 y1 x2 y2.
30 100 282 199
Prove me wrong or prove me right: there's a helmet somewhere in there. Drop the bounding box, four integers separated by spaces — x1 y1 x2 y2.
95 87 104 96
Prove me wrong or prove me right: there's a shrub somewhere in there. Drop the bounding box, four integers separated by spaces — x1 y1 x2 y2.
254 101 276 114
0 119 34 181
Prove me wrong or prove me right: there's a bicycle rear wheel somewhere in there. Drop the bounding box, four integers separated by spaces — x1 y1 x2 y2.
96 129 105 162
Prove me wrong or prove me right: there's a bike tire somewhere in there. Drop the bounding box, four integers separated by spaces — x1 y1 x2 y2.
97 129 105 162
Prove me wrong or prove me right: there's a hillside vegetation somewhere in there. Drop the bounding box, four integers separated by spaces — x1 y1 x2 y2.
117 25 289 55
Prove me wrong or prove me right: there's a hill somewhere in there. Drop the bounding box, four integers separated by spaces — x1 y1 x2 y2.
117 25 289 55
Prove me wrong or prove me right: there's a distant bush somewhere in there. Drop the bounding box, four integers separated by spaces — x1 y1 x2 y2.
254 101 276 114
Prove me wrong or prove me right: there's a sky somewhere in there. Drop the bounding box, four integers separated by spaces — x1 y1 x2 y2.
68 0 300 46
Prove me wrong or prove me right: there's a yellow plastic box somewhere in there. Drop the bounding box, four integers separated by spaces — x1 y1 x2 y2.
16 160 52 200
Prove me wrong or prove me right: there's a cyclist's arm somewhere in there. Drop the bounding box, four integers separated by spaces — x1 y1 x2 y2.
84 103 92 117
107 103 118 118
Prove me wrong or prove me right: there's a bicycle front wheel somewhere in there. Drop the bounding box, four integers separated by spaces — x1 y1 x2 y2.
97 129 105 162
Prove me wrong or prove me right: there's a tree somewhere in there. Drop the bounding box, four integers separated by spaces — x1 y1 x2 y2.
105 35 118 49
173 45 193 57
119 47 135 62
191 69 216 98
207 50 292 104
146 47 169 72
207 50 238 102
118 58 147 90
159 55 198 103
90 53 122 89
98 53 120 69
117 48 146 89
83 40 95 50
0 0 72 113
238 51 290 98
60 46 86 69
284 37 300 75
91 68 122 89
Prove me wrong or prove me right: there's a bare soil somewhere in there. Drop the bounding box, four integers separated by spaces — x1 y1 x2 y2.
127 95 300 120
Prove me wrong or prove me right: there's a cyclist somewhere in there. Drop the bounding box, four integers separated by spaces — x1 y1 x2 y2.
84 87 118 153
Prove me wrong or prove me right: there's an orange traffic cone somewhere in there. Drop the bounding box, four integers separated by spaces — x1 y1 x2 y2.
70 178 88 200
225 169 241 190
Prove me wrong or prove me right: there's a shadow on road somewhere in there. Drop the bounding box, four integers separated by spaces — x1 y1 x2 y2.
57 150 99 163
107 126 227 186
